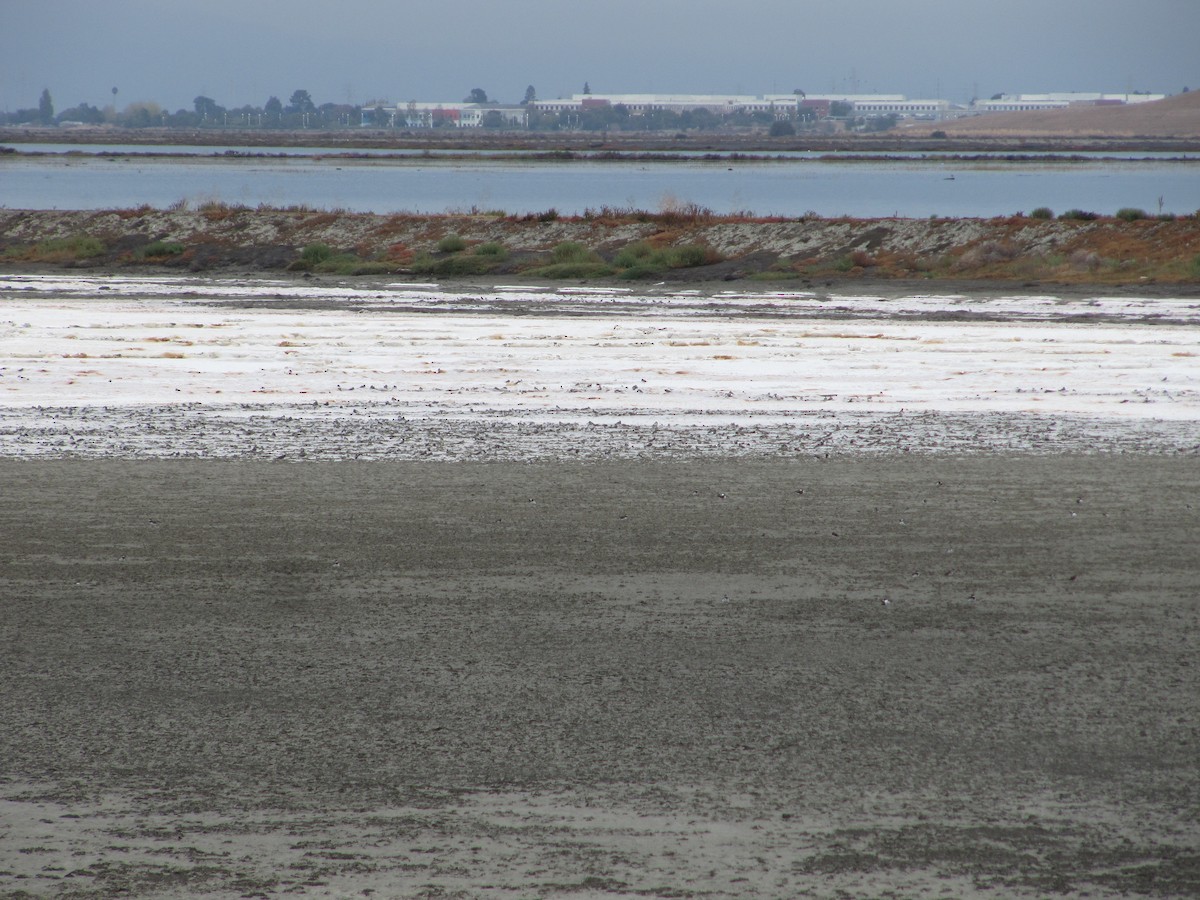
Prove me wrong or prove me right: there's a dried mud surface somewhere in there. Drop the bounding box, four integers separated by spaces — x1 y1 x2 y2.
2 458 1198 898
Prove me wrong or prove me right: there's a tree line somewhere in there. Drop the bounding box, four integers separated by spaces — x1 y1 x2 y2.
2 89 361 130
4 87 882 134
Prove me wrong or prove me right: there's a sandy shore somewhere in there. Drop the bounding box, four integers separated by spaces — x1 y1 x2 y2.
2 458 1198 897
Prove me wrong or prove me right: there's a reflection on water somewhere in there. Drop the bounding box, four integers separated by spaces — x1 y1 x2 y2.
2 152 1198 217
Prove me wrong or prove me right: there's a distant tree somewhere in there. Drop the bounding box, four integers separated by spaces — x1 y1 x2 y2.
288 89 315 114
193 95 223 121
583 81 591 95
38 89 54 124
56 102 104 124
264 96 283 119
769 120 795 136
465 87 489 104
522 85 537 105
864 113 898 132
793 88 806 98
829 100 853 118
481 110 505 128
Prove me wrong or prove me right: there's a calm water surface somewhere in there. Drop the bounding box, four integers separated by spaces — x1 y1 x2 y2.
3 153 1198 217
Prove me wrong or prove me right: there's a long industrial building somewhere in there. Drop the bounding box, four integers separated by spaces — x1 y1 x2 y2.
361 90 1167 128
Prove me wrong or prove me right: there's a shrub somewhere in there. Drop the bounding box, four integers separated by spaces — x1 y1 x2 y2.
1116 207 1147 221
537 208 559 222
1190 254 1200 278
1029 207 1054 219
300 243 334 264
1059 209 1099 221
437 234 466 253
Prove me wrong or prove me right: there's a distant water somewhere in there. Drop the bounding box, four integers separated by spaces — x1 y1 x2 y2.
9 141 1200 160
2 152 1197 217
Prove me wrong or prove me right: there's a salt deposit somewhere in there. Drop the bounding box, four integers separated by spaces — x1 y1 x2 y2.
2 274 1197 458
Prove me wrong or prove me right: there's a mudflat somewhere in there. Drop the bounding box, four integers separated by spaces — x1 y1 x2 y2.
2 457 1197 897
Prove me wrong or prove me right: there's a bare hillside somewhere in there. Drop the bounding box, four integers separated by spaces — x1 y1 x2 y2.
928 91 1200 139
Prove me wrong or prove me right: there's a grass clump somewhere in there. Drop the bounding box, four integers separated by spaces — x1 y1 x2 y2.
1029 207 1054 219
1059 209 1099 221
437 234 467 253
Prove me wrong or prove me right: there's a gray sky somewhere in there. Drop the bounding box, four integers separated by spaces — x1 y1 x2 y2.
3 0 1197 113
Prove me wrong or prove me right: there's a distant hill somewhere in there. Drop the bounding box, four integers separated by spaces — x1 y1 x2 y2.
924 91 1200 139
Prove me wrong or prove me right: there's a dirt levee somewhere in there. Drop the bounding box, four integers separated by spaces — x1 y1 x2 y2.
2 458 1197 897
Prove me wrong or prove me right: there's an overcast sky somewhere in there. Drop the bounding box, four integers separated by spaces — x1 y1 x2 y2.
3 0 1197 113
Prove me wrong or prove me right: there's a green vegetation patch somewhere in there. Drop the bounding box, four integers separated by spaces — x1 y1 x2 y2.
137 240 186 259
549 241 600 264
4 234 107 263
1115 207 1148 221
473 241 509 260
413 252 503 277
613 240 718 278
526 261 616 279
289 242 400 274
437 234 467 253
300 243 335 265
